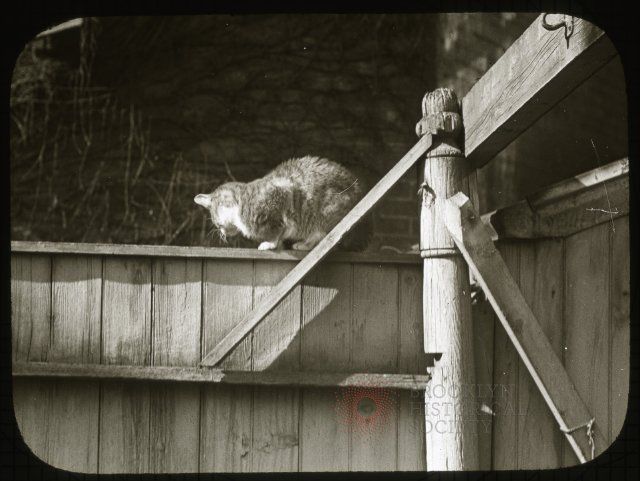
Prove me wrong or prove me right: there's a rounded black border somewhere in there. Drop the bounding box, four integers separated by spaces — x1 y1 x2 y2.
2 1 638 481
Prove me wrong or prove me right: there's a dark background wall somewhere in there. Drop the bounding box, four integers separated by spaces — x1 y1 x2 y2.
10 13 628 250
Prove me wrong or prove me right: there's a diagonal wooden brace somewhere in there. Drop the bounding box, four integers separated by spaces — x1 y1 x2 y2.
200 133 434 367
441 192 606 464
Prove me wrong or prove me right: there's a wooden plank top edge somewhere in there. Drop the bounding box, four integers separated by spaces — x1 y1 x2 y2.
10 240 422 265
527 157 628 207
481 158 629 239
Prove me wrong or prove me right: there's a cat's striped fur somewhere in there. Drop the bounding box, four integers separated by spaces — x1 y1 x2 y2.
195 156 370 251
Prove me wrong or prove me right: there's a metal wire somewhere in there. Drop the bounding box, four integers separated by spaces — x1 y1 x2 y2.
560 417 596 461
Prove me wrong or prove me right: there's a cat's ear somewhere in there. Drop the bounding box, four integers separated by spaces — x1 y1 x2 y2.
194 194 212 209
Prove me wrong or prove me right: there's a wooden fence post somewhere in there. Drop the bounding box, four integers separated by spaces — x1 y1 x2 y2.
417 88 479 470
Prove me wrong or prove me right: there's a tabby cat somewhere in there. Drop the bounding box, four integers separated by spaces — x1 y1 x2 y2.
194 156 370 251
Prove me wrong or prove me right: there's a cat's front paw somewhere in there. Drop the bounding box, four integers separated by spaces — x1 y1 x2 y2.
292 241 311 251
258 241 278 251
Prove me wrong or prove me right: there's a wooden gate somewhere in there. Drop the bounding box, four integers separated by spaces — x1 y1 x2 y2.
12 247 429 472
11 13 629 473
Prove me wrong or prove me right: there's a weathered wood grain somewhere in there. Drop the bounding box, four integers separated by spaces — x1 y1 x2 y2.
443 193 606 464
610 217 629 442
252 261 300 472
14 362 429 389
14 362 222 382
419 88 479 471
45 256 102 473
300 264 352 372
13 211 625 474
99 258 152 473
12 254 52 467
398 266 427 377
350 264 398 471
517 241 564 468
202 260 254 370
423 209 479 470
563 223 611 465
12 255 102 473
528 158 628 207
253 261 301 371
101 258 152 366
12 379 52 467
50 256 102 364
352 265 399 373
11 241 422 265
463 14 617 167
251 386 300 472
299 263 351 471
11 254 51 363
397 265 426 470
149 258 202 473
490 242 520 470
200 133 433 367
471 289 495 470
202 385 253 472
482 160 629 240
200 259 254 472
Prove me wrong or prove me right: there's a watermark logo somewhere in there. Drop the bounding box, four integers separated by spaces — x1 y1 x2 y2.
334 385 396 436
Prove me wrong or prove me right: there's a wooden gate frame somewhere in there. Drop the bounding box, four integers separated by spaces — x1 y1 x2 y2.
196 13 618 468
12 13 620 471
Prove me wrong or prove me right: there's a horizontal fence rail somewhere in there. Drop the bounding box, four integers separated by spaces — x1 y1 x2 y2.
14 362 430 390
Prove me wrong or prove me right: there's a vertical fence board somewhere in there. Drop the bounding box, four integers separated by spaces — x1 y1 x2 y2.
253 261 301 371
472 293 495 470
299 263 352 471
252 261 300 472
11 254 52 362
610 217 629 441
100 258 152 473
37 255 102 473
202 260 253 370
564 223 610 465
50 256 102 364
12 254 52 466
491 242 520 469
149 258 202 473
516 240 564 468
200 259 254 472
350 264 398 471
397 265 426 471
351 265 399 373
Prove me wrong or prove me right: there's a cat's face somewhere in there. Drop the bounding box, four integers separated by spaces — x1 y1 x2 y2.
194 182 247 239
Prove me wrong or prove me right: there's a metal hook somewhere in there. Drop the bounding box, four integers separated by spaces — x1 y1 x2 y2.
542 13 574 46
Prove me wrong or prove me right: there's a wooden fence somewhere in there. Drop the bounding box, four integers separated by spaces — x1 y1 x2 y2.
11 13 629 473
11 158 628 472
12 248 428 472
